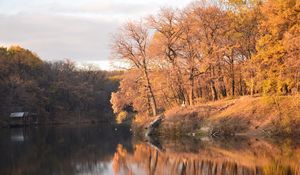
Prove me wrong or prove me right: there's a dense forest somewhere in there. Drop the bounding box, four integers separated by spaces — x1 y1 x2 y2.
0 46 120 124
111 0 300 117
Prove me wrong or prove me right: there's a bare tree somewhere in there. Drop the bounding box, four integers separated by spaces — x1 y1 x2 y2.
179 10 203 105
147 8 187 104
112 21 158 116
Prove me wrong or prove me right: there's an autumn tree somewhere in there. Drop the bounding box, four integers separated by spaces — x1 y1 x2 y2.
0 45 119 123
190 5 231 100
254 0 300 95
112 21 158 116
148 8 187 105
110 0 300 118
178 9 203 105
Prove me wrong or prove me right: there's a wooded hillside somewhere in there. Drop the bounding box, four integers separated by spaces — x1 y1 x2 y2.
0 46 120 124
111 0 300 117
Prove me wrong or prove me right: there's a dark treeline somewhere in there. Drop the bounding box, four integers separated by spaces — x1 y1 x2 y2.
111 0 300 116
0 46 120 123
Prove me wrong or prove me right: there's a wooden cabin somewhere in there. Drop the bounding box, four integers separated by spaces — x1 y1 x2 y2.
9 112 38 127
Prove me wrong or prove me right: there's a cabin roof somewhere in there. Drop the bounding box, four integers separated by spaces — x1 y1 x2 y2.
10 112 28 118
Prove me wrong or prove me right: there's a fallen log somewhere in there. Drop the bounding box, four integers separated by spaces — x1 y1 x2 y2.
145 114 165 136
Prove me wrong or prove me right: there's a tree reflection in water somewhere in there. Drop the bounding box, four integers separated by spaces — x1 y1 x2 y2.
0 126 300 175
113 137 300 175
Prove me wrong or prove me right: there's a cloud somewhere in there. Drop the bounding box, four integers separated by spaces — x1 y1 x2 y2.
80 2 156 15
0 13 118 61
0 0 194 67
0 0 158 18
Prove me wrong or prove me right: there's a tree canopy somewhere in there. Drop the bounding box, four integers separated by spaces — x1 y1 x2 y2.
111 0 300 116
0 46 120 123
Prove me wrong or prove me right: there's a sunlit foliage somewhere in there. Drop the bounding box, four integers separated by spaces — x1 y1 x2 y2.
111 0 300 117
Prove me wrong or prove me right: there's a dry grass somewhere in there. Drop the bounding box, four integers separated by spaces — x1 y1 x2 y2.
153 95 300 137
207 95 300 136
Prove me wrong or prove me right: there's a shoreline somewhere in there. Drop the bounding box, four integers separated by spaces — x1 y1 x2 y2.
132 95 300 139
0 120 120 129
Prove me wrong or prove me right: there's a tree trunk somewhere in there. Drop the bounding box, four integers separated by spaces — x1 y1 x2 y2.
146 93 152 116
209 65 218 101
210 80 218 101
189 76 195 106
297 71 300 93
172 60 186 104
250 78 255 96
143 67 157 116
231 63 235 96
239 69 243 95
198 86 203 98
219 77 227 97
231 78 235 96
220 85 227 98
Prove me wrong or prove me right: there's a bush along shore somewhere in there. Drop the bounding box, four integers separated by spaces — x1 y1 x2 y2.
131 95 300 139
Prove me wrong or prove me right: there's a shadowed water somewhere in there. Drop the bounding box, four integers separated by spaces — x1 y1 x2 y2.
0 126 299 175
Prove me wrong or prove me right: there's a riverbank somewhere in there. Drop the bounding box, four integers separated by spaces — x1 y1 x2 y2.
133 95 300 138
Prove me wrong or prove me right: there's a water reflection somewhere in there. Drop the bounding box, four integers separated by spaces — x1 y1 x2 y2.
10 128 26 142
112 137 300 175
0 126 300 175
0 125 132 175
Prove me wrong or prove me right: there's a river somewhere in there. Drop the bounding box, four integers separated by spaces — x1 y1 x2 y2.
0 125 299 175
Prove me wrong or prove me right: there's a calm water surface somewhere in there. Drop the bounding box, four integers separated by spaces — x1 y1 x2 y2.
0 125 299 175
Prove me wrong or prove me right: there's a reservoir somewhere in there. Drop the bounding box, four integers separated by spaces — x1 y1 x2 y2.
0 125 299 175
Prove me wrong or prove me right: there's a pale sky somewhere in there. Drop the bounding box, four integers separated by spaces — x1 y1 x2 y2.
0 0 194 70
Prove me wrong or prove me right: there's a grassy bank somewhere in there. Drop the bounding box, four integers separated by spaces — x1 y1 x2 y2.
133 95 300 138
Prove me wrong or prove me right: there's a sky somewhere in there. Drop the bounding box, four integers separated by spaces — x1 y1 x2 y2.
0 0 194 70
